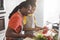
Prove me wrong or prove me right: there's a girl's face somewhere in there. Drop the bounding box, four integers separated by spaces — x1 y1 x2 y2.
26 5 32 14
27 5 36 14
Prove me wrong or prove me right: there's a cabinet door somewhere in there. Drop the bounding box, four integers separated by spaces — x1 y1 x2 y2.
0 16 5 31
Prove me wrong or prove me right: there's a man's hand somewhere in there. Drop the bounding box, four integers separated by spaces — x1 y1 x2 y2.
25 34 35 38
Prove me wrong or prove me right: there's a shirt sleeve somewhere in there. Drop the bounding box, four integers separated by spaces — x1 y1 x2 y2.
8 15 22 33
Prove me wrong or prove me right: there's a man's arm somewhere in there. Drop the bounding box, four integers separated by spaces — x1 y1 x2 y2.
6 27 26 38
23 25 42 31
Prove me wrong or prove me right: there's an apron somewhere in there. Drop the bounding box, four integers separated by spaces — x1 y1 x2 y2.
23 14 35 36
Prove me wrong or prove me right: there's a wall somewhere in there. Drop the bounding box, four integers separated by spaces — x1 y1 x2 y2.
43 0 59 29
58 0 60 40
35 0 43 27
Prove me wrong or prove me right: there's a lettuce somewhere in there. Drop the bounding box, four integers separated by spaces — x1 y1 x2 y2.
34 34 47 40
